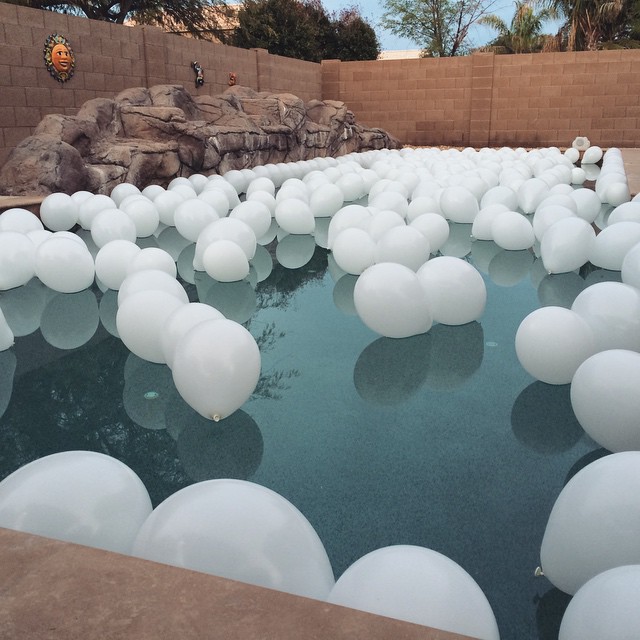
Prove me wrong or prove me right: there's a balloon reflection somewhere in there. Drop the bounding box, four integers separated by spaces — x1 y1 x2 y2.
511 382 583 453
195 273 257 324
0 278 51 337
488 250 535 287
40 289 99 350
537 271 585 308
354 333 431 405
276 233 316 269
440 222 473 258
0 350 16 420
332 274 358 316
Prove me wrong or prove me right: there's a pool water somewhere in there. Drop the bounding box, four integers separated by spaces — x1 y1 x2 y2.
0 234 618 640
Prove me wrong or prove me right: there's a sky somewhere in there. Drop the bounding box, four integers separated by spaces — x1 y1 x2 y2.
320 0 549 51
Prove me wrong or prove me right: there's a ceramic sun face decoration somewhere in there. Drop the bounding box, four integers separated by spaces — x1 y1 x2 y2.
44 34 75 82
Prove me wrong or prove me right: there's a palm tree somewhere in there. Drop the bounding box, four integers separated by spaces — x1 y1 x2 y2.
479 0 557 52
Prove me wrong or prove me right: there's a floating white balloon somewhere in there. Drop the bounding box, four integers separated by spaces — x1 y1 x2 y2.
132 479 334 599
35 235 95 293
0 451 152 554
540 451 640 594
202 239 250 282
0 231 36 290
0 208 44 234
39 193 79 231
328 545 499 640
540 217 596 274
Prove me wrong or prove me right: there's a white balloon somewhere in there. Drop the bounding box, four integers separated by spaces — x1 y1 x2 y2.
608 201 640 225
0 307 14 351
369 191 409 218
174 198 218 243
491 211 535 250
328 545 499 640
274 198 315 235
376 225 431 271
571 349 640 452
570 187 602 223
198 188 231 217
572 282 640 352
193 217 256 272
153 190 184 226
0 208 44 234
39 193 79 231
132 479 334 599
120 197 160 238
409 213 450 253
366 210 405 242
35 235 95 293
117 269 188 306
532 204 576 242
94 240 141 290
540 451 640 594
590 221 640 271
439 186 479 223
515 306 596 384
171 318 260 420
90 208 137 247
331 228 376 275
480 185 518 210
0 231 36 290
78 194 117 230
353 263 432 338
540 217 596 274
161 302 224 368
518 178 549 214
229 200 272 238
559 565 640 640
582 145 603 164
327 205 372 249
309 183 344 217
471 204 509 241
116 289 185 363
246 176 276 197
203 239 250 282
406 195 442 221
110 182 141 206
417 256 486 325
335 173 366 201
621 241 640 289
126 246 176 278
564 147 580 163
0 451 152 554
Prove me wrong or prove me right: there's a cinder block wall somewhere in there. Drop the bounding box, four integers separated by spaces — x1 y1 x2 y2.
0 4 322 167
323 50 640 149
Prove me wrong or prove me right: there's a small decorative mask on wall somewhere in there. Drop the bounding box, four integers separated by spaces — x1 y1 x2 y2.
192 61 204 87
228 72 237 86
44 34 75 83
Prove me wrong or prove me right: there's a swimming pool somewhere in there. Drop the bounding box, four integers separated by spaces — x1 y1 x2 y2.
0 224 618 639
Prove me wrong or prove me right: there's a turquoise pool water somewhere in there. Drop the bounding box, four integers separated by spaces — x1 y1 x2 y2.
0 234 617 639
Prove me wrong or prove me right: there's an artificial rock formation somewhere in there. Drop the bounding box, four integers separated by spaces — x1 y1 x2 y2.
0 84 401 196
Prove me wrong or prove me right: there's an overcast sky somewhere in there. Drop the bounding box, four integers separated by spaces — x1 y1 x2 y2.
320 0 542 51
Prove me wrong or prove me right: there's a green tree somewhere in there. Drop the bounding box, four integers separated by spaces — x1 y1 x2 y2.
479 0 557 52
231 0 380 61
2 0 232 39
536 0 640 49
381 0 500 56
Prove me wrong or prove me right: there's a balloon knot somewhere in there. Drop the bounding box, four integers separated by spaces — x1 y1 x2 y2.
534 566 545 577
212 414 222 422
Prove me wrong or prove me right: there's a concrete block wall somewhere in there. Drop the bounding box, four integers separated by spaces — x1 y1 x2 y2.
0 4 322 167
325 49 640 149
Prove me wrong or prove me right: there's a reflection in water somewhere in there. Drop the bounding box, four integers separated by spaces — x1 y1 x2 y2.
423 321 484 390
564 447 610 485
537 272 585 308
583 267 622 286
0 350 16 420
529 257 548 289
99 288 119 337
489 250 535 287
511 382 584 454
250 244 273 283
195 274 257 323
354 333 431 405
332 274 358 316
177 243 196 284
40 289 99 350
440 222 473 258
275 234 316 269
534 588 572 640
313 217 331 249
327 252 347 283
471 240 503 274
174 408 263 481
0 277 51 337
156 226 193 261
123 354 175 430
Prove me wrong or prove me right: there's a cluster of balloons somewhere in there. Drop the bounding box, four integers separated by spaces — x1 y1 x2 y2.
0 449 500 639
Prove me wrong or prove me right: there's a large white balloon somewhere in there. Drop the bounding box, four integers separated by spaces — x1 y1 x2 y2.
571 282 640 352
409 213 450 253
0 307 14 351
375 225 431 271
132 479 334 599
328 545 500 640
0 208 44 234
417 256 486 325
558 565 640 640
160 302 224 369
491 211 535 250
35 235 95 293
0 231 36 290
91 208 137 247
174 198 218 243
331 228 376 275
515 306 596 384
621 241 640 289
171 318 260 420
354 263 432 338
95 239 141 290
0 451 152 554
274 198 315 235
540 452 640 594
193 218 257 271
229 200 272 239
589 221 640 271
120 197 160 238
40 193 79 231
570 349 640 452
126 246 177 278
540 217 596 274
439 186 479 223
202 239 250 282
327 205 372 249
117 269 188 306
116 289 185 363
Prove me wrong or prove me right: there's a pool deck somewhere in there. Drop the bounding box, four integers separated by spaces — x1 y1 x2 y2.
0 527 474 640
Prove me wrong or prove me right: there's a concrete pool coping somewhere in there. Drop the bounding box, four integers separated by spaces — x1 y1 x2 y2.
0 527 474 640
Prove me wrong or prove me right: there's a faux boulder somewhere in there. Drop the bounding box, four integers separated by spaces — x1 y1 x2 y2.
0 84 401 196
